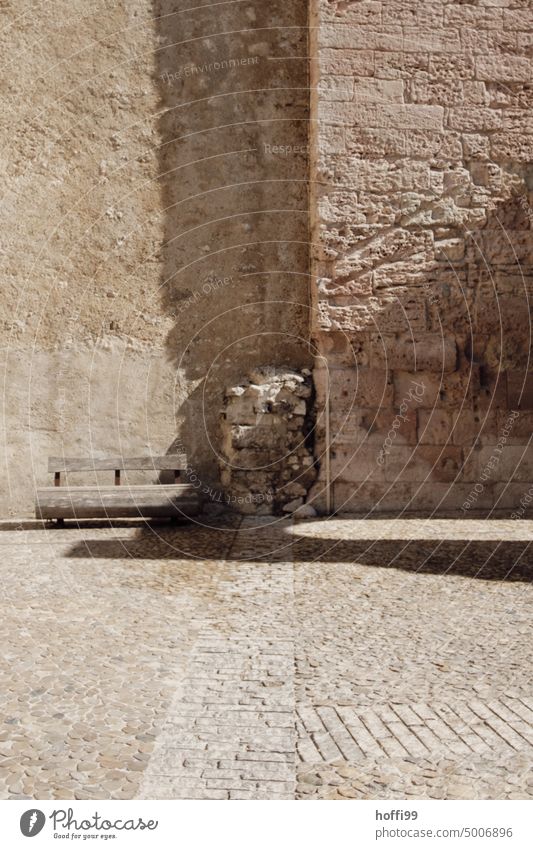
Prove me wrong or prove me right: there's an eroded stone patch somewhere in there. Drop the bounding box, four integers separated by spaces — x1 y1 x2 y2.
220 367 317 514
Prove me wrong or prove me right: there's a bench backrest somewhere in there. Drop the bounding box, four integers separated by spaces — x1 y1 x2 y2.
48 455 187 473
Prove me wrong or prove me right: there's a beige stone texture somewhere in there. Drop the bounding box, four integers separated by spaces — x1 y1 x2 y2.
1 0 531 518
0 0 310 516
310 0 533 513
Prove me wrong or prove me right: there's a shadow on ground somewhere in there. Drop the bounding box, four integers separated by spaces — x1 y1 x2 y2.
59 519 533 582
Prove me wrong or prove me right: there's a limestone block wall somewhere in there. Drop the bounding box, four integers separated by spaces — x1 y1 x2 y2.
0 1 310 516
309 0 533 513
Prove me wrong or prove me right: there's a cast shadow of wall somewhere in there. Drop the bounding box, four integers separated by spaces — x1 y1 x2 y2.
65 524 532 584
153 0 312 492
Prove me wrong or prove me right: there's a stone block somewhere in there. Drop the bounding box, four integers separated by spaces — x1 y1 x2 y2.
374 52 429 80
318 295 427 334
345 127 407 157
410 481 493 511
502 109 533 133
316 366 394 408
382 1 444 28
463 81 490 106
331 406 418 447
490 133 533 161
493 483 533 515
469 298 531 341
322 0 382 25
462 445 533 483
497 410 533 441
429 54 475 80
418 409 454 445
503 10 533 31
335 159 432 194
318 75 354 101
319 276 374 298
354 78 405 105
408 75 465 106
448 107 503 132
462 134 490 160
517 31 533 54
474 231 532 264
333 479 495 512
320 102 444 131
318 126 346 154
228 425 288 450
507 371 533 409
434 239 465 262
330 444 388 483
461 28 517 56
317 330 370 367
394 369 479 409
405 130 463 159
402 28 461 53
332 480 412 513
319 24 403 52
474 372 508 410
384 445 463 484
352 226 434 269
370 333 457 373
223 399 261 425
452 410 500 446
444 5 503 29
320 49 375 77
476 55 531 83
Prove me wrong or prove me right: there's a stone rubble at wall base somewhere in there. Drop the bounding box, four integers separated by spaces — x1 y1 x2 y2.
220 367 317 515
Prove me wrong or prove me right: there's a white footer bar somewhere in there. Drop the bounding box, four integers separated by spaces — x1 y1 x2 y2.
2 799 531 849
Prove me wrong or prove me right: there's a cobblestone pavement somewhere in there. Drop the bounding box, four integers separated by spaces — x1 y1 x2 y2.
0 516 531 799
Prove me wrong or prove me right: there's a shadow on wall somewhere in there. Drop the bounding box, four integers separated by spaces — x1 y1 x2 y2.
310 177 533 514
153 0 312 490
422 182 533 388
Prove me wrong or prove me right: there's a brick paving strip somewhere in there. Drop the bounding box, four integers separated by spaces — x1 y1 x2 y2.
139 520 297 799
297 699 533 763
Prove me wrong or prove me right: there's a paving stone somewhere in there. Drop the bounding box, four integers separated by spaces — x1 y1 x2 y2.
0 517 531 799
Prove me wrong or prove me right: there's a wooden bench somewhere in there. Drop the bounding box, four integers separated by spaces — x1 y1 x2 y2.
35 455 200 523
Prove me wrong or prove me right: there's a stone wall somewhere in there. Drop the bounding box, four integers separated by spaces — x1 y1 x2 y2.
2 1 531 518
0 1 310 516
309 0 533 513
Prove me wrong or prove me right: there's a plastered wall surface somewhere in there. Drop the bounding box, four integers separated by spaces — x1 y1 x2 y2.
309 0 533 514
0 1 310 516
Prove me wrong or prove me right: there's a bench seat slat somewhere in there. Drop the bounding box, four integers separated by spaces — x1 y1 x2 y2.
48 455 188 473
36 484 200 520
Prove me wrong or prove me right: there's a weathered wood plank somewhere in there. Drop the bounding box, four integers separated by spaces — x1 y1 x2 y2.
48 455 188 473
36 484 200 519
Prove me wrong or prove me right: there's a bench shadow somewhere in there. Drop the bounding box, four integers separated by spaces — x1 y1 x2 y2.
62 522 532 583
